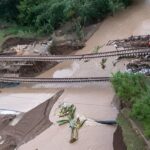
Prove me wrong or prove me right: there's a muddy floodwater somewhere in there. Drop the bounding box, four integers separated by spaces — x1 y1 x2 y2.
1 0 150 150
38 0 150 80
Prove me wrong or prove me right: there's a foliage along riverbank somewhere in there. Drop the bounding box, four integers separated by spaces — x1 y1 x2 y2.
111 72 150 139
0 0 131 34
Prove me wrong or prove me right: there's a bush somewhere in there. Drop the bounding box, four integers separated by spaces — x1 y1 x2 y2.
132 91 150 120
1 0 132 33
108 0 124 15
132 91 150 137
17 0 42 26
17 0 132 34
35 1 66 34
120 0 132 7
18 0 66 34
111 72 150 138
0 0 19 21
64 0 110 24
111 72 148 103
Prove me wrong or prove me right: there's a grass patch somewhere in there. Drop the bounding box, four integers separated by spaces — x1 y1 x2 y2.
118 113 147 150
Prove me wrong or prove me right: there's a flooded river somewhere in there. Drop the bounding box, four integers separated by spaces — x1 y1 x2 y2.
2 0 150 149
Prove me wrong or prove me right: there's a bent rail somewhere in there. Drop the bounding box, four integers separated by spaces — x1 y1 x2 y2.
0 49 149 62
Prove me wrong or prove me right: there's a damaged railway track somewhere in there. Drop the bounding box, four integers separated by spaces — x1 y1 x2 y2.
0 48 149 62
0 77 110 84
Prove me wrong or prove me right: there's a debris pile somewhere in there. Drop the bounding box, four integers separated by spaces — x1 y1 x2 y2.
107 35 150 50
126 59 150 76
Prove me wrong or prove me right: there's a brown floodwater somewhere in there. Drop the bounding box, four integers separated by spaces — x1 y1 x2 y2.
38 0 150 80
2 0 150 149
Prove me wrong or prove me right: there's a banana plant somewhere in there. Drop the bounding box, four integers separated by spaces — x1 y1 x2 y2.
57 104 86 143
58 104 76 118
57 104 76 126
69 117 86 143
57 119 70 126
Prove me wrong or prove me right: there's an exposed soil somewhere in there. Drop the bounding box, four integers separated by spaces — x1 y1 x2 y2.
0 61 58 78
113 96 127 150
0 20 100 80
50 41 85 55
19 62 58 77
0 90 64 150
1 37 38 51
50 21 100 55
113 125 127 150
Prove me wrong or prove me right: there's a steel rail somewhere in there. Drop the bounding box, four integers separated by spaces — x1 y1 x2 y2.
0 77 110 83
0 49 149 62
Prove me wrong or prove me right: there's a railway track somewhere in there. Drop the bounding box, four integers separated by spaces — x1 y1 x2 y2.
0 48 149 62
0 51 16 56
0 77 110 83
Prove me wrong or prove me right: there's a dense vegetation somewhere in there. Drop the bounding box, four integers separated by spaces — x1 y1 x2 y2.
0 0 19 21
111 72 150 138
0 0 131 34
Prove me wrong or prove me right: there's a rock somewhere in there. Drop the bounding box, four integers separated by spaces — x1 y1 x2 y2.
11 45 28 55
50 33 85 55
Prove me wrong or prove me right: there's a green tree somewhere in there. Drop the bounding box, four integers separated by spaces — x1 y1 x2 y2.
0 0 19 21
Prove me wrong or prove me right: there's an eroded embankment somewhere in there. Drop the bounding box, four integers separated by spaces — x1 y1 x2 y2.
113 95 149 150
1 37 38 51
0 90 63 150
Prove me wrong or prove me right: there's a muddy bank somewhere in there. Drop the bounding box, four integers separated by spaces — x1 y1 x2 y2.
50 40 85 55
0 35 85 78
1 36 85 56
1 20 100 56
0 20 100 80
0 61 58 78
1 37 38 51
0 114 19 150
113 93 149 150
113 125 127 150
0 115 16 131
0 90 63 150
19 61 58 77
112 95 127 150
50 22 100 55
